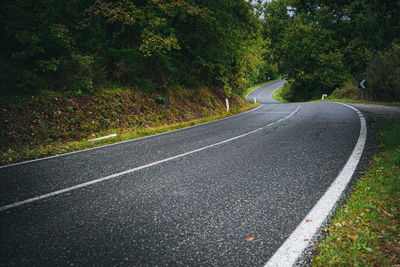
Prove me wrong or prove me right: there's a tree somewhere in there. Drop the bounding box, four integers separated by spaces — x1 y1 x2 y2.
261 0 400 101
278 17 346 100
366 43 400 101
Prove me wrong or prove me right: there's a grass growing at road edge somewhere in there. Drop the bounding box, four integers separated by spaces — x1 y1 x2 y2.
312 120 400 266
244 78 280 98
271 85 288 103
315 95 400 106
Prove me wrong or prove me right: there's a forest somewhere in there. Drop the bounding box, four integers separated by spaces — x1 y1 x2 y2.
1 0 399 101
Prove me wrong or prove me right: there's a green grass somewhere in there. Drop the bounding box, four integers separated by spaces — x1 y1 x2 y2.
312 120 400 266
244 78 281 98
271 85 289 103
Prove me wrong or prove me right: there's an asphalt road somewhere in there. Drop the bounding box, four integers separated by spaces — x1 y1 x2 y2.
1 82 367 266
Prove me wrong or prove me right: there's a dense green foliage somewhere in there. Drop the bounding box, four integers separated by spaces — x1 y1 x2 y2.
263 0 400 101
365 43 400 101
1 0 399 101
0 0 276 98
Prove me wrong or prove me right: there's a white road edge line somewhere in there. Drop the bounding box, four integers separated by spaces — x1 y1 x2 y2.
1 104 264 169
0 106 301 212
264 102 367 267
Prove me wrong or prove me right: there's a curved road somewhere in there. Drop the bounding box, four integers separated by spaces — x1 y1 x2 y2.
246 80 287 104
0 82 372 266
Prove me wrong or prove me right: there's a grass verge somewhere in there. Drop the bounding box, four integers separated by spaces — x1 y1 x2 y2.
314 96 400 106
244 78 280 98
272 85 289 103
312 120 400 266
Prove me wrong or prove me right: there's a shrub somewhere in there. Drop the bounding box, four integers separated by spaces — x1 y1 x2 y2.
332 80 362 99
280 81 295 101
365 43 400 101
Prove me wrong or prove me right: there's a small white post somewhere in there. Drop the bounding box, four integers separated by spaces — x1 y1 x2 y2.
321 94 327 100
254 97 257 103
225 98 230 112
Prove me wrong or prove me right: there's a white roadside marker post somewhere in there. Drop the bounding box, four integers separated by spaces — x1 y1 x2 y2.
321 94 327 100
254 97 257 103
225 98 229 112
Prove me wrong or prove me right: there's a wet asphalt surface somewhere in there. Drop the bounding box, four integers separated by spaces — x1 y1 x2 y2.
1 81 393 266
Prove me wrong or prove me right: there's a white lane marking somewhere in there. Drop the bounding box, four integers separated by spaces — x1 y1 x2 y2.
0 106 301 212
265 103 366 267
0 105 264 169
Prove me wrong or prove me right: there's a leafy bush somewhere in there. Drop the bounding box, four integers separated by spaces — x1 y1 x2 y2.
155 96 167 105
277 18 347 101
365 43 400 101
332 80 362 99
279 81 295 102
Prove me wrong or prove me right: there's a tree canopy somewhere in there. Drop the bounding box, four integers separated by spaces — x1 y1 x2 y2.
1 0 275 97
263 0 400 101
1 0 399 101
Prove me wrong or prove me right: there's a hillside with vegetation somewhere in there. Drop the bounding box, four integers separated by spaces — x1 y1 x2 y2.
1 0 273 164
1 85 255 165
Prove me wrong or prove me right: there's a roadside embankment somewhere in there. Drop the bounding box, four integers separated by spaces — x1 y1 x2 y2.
1 87 257 166
312 120 400 266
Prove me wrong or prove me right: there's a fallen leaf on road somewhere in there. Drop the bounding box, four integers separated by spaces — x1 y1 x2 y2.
245 237 254 242
304 239 310 241
306 219 312 222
